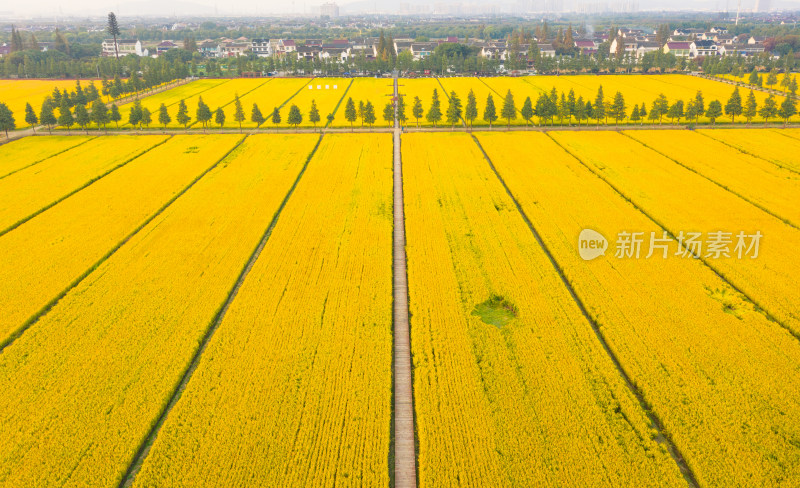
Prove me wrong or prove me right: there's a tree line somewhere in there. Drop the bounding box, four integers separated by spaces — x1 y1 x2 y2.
392 85 798 129
3 83 798 137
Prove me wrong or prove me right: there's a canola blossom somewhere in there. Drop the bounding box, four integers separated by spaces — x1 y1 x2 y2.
0 135 164 233
626 130 800 228
479 131 800 486
550 130 800 335
0 134 318 487
133 134 394 487
0 134 241 343
403 132 685 487
0 135 93 178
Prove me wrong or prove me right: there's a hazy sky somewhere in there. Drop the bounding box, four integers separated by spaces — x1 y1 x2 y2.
1 0 781 18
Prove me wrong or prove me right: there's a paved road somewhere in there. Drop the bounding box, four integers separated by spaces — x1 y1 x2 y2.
392 75 417 488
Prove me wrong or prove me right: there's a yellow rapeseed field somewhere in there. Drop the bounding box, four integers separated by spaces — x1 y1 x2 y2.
116 79 225 126
232 77 309 128
0 135 93 178
0 134 242 345
331 77 394 127
0 135 164 233
0 134 319 487
478 131 800 487
626 130 800 227
282 77 352 128
550 131 800 336
403 132 685 487
133 134 393 487
438 76 502 127
120 79 270 128
0 79 104 126
398 78 448 127
700 128 800 173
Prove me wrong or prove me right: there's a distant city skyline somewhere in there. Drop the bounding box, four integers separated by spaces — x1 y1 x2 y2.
0 0 793 18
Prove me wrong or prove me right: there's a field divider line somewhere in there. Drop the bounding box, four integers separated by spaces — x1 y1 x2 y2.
324 79 354 128
694 129 800 177
0 136 172 239
770 128 800 144
246 77 318 133
278 77 316 110
621 132 800 230
0 134 251 353
117 133 325 488
119 79 231 130
434 78 467 128
476 77 529 126
471 133 700 488
391 113 418 487
545 132 800 345
0 136 98 181
187 78 272 129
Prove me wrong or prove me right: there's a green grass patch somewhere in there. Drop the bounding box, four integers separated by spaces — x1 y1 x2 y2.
472 294 518 328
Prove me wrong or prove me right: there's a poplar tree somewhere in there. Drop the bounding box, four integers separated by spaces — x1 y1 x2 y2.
0 103 15 137
743 90 757 126
233 94 245 132
309 100 321 130
593 86 605 126
446 91 462 129
383 102 394 126
158 103 171 129
725 87 743 123
40 100 57 134
521 96 534 126
778 97 797 127
109 104 121 128
426 89 442 127
758 94 778 125
501 90 516 128
464 90 477 130
344 98 357 130
397 94 407 126
363 101 375 128
287 104 303 129
24 103 38 132
176 99 191 128
483 94 497 129
251 103 265 128
412 96 423 127
271 107 281 127
57 98 74 134
706 100 723 125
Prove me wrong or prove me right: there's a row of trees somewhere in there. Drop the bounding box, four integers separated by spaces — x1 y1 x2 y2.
4 84 797 137
398 85 798 129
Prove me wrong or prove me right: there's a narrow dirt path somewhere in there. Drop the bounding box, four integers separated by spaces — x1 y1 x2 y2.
392 74 418 488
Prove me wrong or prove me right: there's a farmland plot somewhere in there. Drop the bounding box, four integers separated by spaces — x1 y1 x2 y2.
0 135 165 233
133 134 393 487
331 77 394 127
0 134 242 344
550 131 800 335
0 134 319 487
404 132 686 488
0 135 93 178
625 130 800 228
478 131 800 487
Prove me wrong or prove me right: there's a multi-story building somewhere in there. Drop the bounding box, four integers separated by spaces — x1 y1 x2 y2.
102 39 143 57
